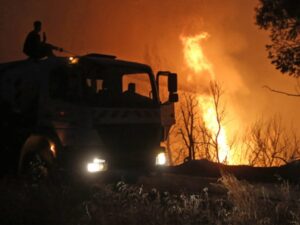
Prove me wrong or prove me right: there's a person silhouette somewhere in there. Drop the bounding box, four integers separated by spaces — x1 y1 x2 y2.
23 20 62 59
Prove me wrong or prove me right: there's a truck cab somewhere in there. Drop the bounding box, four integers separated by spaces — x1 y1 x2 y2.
0 54 178 179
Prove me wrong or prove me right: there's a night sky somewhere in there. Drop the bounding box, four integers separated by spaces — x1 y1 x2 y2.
1 0 299 134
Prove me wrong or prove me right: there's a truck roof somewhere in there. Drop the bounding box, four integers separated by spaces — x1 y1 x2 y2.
0 53 153 75
82 53 153 72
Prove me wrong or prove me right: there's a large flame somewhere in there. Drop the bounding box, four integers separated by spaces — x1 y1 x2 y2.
181 32 230 163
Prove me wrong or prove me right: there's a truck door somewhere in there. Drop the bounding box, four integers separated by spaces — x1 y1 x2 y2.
45 65 101 147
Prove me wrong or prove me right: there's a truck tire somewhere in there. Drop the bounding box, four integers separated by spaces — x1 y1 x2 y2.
22 152 49 182
19 136 55 182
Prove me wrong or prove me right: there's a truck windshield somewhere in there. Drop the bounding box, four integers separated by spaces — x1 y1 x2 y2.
83 71 157 108
49 63 158 108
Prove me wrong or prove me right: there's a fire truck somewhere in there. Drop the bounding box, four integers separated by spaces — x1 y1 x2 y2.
0 54 178 180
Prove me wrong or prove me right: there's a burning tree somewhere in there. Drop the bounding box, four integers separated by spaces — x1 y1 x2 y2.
177 93 200 161
168 81 230 164
167 27 300 166
198 81 228 163
167 32 231 164
166 93 199 164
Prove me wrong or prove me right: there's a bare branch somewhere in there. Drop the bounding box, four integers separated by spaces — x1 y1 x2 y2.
263 85 300 97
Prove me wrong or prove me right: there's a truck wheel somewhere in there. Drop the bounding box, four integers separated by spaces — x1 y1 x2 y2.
19 136 55 182
22 152 49 182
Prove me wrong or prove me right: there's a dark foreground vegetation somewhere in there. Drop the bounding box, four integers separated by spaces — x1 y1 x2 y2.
1 172 300 225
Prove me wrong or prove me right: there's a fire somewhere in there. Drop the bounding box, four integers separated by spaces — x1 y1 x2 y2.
198 96 230 163
181 32 230 163
181 33 215 78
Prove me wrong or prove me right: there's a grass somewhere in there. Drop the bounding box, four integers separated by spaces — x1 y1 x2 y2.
0 174 300 225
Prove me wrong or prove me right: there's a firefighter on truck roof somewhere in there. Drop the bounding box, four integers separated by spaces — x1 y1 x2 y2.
23 20 63 59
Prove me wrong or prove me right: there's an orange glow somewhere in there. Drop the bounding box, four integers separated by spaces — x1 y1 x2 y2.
181 32 230 163
50 143 56 157
69 56 79 64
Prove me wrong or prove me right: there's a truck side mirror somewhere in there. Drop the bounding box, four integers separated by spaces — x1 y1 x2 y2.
168 73 178 102
168 73 177 93
156 71 179 103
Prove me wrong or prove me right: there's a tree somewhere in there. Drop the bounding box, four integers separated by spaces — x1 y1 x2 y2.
167 81 228 164
163 93 200 165
198 81 227 163
256 0 300 77
177 93 200 161
263 82 300 97
243 116 300 167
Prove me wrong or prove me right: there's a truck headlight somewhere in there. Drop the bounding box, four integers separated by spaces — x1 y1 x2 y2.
69 56 79 64
87 158 107 173
156 152 167 166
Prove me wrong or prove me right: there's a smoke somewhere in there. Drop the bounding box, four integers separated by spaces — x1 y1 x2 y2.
1 0 299 132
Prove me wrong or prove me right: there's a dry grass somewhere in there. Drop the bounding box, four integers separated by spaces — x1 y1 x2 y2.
0 174 300 225
219 173 300 225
